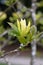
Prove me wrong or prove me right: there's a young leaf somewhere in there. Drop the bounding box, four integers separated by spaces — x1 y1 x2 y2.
8 23 20 36
30 25 37 35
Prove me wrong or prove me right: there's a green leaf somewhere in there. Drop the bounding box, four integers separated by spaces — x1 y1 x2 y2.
26 33 33 43
39 18 43 25
17 36 26 45
8 23 20 36
0 26 5 34
36 1 43 7
9 17 14 22
5 0 15 6
36 13 42 21
30 25 37 35
9 29 20 36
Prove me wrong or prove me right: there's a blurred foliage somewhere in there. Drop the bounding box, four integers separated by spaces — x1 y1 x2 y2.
0 12 7 25
0 50 5 57
0 0 43 49
38 17 43 25
5 0 16 6
0 63 7 65
0 26 5 34
0 37 5 41
36 1 43 7
9 12 23 22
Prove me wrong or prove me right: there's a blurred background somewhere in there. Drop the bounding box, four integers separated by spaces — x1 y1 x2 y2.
0 0 43 65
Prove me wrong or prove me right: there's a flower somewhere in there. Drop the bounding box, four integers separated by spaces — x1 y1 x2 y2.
8 19 31 45
17 19 31 36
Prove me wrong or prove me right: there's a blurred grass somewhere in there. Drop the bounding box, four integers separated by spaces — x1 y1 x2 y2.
0 63 7 65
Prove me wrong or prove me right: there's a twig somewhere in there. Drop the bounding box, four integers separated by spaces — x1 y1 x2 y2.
0 30 8 37
1 36 11 49
0 0 18 17
0 44 26 58
31 0 37 25
37 32 43 42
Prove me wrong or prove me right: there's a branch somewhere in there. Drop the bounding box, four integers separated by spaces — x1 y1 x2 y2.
31 0 37 25
0 0 18 17
0 30 8 37
31 0 37 65
0 44 26 58
1 36 11 49
36 32 43 42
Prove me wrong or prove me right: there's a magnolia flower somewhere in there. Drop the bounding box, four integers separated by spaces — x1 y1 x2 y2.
8 19 31 45
17 19 31 36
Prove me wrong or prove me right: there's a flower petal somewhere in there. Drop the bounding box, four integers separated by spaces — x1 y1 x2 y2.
26 21 31 34
17 19 20 32
20 19 26 36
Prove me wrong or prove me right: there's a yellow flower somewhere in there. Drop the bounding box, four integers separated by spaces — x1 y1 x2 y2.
20 19 26 36
17 19 31 36
8 19 31 45
26 21 31 34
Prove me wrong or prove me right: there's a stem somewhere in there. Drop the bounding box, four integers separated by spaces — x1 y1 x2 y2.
31 0 37 65
31 39 36 65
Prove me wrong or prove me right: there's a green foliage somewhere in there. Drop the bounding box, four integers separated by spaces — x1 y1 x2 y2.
0 37 5 41
0 12 7 43
39 18 43 25
0 0 43 47
36 1 43 7
36 13 42 21
5 0 16 6
0 26 5 34
0 63 7 65
9 12 23 22
8 19 38 45
0 50 4 57
41 38 43 43
0 12 7 25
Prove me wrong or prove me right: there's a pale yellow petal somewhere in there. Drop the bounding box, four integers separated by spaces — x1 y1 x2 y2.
26 21 31 34
20 19 26 36
17 19 20 32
